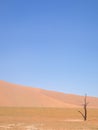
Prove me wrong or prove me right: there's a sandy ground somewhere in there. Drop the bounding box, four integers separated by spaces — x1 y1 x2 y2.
0 107 98 130
0 123 38 130
0 80 98 108
0 120 98 130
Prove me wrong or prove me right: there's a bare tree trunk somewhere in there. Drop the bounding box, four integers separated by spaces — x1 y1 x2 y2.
78 94 88 121
84 94 87 121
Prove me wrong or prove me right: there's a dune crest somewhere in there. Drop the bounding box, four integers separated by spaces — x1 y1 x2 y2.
0 80 98 108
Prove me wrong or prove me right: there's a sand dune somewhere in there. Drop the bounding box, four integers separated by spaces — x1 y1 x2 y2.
0 80 98 108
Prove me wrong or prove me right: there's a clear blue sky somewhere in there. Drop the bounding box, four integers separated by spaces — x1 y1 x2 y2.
0 0 98 97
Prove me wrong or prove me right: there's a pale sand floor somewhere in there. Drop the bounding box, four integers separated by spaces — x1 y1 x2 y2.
0 122 97 130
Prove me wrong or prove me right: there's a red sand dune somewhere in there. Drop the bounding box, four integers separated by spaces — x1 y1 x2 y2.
0 80 98 108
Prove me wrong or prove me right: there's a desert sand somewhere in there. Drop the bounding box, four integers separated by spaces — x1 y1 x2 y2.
0 81 98 129
0 80 98 108
0 107 98 129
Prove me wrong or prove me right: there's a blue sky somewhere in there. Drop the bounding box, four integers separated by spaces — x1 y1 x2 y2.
0 0 98 97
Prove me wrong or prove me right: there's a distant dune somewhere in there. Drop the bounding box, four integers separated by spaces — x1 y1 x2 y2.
0 80 98 108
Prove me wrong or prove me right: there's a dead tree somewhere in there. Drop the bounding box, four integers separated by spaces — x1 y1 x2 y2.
78 94 88 121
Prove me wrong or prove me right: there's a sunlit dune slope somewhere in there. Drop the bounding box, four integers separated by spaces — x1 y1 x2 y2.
0 80 98 107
